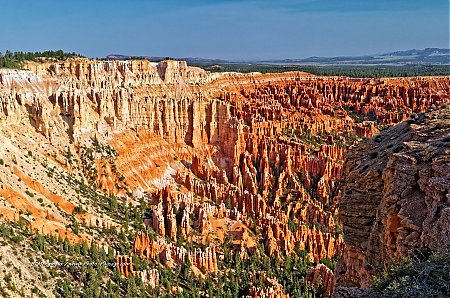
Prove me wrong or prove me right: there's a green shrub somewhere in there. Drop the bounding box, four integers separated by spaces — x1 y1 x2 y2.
370 252 450 297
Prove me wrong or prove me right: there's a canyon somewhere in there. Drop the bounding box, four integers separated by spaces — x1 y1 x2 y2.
0 58 449 297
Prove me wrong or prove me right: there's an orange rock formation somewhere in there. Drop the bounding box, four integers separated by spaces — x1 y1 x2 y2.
307 263 335 297
1 59 449 296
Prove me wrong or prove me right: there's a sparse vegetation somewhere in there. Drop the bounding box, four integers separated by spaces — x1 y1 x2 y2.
25 190 34 198
369 251 450 297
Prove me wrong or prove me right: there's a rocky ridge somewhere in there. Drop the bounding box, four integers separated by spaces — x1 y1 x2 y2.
335 105 450 290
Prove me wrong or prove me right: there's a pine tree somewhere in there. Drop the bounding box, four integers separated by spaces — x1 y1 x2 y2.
126 276 137 297
81 240 89 256
72 216 80 235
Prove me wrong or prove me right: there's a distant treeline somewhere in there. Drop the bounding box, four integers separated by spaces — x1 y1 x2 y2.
197 63 450 78
0 50 83 69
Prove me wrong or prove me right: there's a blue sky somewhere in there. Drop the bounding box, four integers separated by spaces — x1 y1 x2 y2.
1 0 448 59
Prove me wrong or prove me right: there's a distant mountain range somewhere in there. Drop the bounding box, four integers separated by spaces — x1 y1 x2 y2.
262 48 450 66
106 48 450 66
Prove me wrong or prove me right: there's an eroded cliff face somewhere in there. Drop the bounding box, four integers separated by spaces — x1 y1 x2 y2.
0 58 449 297
335 105 450 290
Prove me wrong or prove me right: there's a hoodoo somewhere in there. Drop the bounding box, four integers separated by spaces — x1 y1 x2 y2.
0 57 449 297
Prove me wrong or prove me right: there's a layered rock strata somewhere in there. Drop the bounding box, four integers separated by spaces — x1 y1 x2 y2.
335 105 450 288
0 58 449 297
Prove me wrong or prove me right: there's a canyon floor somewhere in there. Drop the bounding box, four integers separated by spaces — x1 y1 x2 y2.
0 58 449 297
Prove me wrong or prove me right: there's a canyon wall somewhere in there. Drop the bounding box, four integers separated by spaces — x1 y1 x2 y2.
335 105 450 289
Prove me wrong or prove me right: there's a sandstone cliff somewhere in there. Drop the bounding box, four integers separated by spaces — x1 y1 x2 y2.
335 105 450 289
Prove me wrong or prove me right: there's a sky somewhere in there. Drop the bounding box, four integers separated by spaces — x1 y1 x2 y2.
0 0 449 60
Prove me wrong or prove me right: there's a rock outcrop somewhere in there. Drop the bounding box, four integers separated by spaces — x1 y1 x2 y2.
335 105 450 288
247 275 289 298
135 269 159 288
134 232 218 273
307 263 335 297
116 255 133 277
